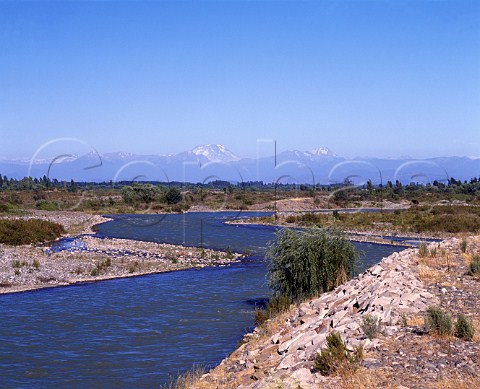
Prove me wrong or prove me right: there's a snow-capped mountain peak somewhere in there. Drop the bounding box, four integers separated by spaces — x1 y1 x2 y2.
103 152 136 160
191 144 240 162
307 147 334 157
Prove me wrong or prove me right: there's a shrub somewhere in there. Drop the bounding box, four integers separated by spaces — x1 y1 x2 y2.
285 215 297 223
314 332 363 376
0 219 65 246
253 294 291 326
460 238 468 253
165 187 182 205
224 247 234 259
469 255 480 276
0 203 15 213
361 314 381 340
266 227 358 302
418 243 429 258
90 268 98 277
32 259 40 270
122 184 162 204
454 313 475 341
35 199 58 211
253 308 269 326
266 293 291 315
425 306 452 336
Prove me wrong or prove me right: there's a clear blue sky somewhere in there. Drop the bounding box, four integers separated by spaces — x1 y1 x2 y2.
1 0 479 160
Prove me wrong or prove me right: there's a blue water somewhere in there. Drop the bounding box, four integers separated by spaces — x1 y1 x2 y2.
0 212 406 388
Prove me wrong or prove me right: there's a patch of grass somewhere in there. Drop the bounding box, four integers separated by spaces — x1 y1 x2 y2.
454 313 475 341
90 268 98 277
162 364 207 389
0 219 65 245
287 205 480 234
417 264 441 282
418 243 429 258
35 199 58 211
425 306 452 336
469 254 480 276
460 238 468 253
32 259 40 270
361 314 381 340
314 332 363 376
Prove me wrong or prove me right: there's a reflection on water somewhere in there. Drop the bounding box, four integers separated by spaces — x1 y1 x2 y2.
0 212 407 387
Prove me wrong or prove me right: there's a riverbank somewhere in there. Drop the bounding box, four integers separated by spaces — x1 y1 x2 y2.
0 211 243 294
227 216 443 247
199 236 480 388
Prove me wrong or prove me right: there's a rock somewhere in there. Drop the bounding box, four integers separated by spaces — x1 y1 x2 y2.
277 353 298 370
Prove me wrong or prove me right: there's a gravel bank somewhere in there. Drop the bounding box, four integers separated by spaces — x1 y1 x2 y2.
0 211 242 294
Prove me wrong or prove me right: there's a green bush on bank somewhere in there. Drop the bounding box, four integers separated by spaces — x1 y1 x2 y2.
469 255 480 276
361 314 382 340
314 332 363 376
266 227 358 302
35 199 58 211
0 219 65 245
455 313 475 341
425 306 452 336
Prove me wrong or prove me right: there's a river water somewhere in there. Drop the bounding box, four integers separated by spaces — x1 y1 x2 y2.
0 212 407 387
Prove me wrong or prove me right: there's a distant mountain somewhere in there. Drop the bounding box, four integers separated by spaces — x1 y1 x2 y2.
1 144 479 184
191 144 240 162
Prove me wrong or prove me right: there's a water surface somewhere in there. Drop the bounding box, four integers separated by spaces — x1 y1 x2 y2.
1 212 407 387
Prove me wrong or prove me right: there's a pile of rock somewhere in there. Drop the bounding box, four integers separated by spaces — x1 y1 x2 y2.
203 246 437 388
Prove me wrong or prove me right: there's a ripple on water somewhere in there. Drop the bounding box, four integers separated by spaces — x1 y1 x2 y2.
0 212 407 387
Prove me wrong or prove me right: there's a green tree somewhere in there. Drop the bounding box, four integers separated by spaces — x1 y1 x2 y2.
165 187 182 204
121 184 161 204
367 179 373 193
266 227 358 302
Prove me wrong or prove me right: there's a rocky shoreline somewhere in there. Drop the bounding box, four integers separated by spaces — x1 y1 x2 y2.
0 211 242 294
201 236 480 388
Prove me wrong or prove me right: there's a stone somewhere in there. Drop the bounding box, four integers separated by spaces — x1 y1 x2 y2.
277 353 298 370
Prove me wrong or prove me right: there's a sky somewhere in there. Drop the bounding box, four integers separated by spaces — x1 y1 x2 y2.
0 0 479 160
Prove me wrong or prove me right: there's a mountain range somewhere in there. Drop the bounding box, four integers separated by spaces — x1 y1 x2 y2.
1 144 479 185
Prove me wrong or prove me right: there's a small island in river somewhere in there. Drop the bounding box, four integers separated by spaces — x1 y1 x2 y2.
0 210 242 294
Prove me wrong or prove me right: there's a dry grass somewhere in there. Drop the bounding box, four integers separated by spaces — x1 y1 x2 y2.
407 314 424 327
338 367 397 389
472 317 480 343
430 376 480 389
417 264 442 282
462 252 474 267
162 365 209 389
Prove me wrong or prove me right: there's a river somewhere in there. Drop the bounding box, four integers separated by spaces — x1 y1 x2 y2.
0 212 407 387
